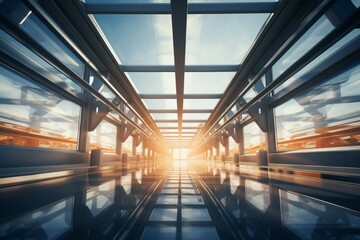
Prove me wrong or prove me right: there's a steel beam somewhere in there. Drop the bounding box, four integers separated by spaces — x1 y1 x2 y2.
122 65 238 72
140 94 222 99
85 3 277 14
149 109 212 113
171 0 187 136
156 119 206 123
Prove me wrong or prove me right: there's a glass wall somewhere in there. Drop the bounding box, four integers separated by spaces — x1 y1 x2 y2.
0 64 81 150
275 63 360 151
243 121 266 154
136 142 143 156
272 12 336 80
0 29 82 95
122 135 133 155
1 0 84 78
89 119 117 152
229 135 239 155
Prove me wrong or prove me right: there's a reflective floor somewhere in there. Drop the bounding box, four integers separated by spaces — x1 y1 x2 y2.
140 161 219 240
0 160 360 240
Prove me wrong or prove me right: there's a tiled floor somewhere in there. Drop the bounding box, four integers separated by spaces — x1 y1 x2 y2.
140 168 220 240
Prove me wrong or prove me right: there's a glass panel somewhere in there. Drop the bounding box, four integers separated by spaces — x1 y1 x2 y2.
136 141 142 155
18 8 84 77
0 30 82 94
123 135 133 154
86 180 116 217
141 226 176 240
152 113 177 120
93 15 174 65
275 29 360 93
243 121 266 154
182 188 200 194
182 208 211 221
184 72 235 94
156 195 178 205
272 14 335 80
275 62 360 151
127 72 176 94
0 64 81 150
186 14 269 65
156 122 178 127
184 99 219 110
149 208 177 221
0 197 74 240
182 226 219 240
281 190 360 240
143 99 177 109
229 135 239 155
245 179 270 213
183 113 211 120
89 120 117 152
182 122 205 127
161 188 178 194
182 195 204 205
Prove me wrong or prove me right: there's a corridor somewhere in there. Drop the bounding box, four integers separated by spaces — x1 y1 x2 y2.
1 0 360 239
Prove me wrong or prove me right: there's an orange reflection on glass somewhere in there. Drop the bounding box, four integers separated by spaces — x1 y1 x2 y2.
0 121 77 149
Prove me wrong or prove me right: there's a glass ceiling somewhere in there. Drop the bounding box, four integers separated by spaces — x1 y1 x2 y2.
184 72 235 94
127 72 176 94
93 14 174 65
87 1 274 148
186 14 269 65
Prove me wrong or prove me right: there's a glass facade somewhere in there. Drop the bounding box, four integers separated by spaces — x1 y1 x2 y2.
275 63 360 151
123 135 133 155
0 64 81 150
90 120 117 152
0 30 82 95
243 121 266 154
272 14 335 80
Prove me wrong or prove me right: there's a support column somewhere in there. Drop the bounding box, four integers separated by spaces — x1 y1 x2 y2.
142 139 147 158
224 134 229 156
238 127 244 155
132 135 136 156
215 140 220 157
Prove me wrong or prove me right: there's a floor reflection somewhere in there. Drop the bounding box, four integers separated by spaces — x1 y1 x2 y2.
0 161 167 239
189 159 360 240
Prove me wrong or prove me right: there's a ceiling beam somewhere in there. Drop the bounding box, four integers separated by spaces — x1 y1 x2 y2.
171 0 187 137
121 65 238 72
85 3 277 14
156 120 205 123
159 127 198 129
140 94 222 99
149 109 212 113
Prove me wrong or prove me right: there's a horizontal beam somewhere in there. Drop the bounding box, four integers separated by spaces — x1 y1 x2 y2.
188 2 278 14
161 131 197 134
159 127 198 129
86 3 277 14
140 94 222 99
122 65 238 72
156 119 205 123
149 109 212 113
